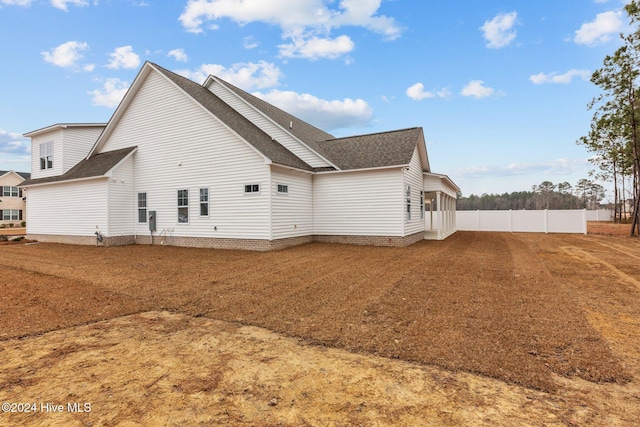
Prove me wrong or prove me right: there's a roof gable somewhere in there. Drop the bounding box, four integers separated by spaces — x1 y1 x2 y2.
0 170 30 180
20 147 136 187
315 127 426 171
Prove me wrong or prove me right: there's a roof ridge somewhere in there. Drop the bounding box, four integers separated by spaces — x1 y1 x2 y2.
322 127 421 142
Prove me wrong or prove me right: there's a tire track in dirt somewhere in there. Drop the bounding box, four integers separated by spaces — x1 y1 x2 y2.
560 246 640 290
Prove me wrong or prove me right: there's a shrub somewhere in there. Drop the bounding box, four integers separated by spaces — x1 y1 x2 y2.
8 223 14 228
0 224 5 228
20 221 26 227
0 235 7 242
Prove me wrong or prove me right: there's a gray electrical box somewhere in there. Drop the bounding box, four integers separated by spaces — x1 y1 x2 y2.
148 210 156 231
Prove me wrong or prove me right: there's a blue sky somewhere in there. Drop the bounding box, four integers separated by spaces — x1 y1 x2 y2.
0 0 630 197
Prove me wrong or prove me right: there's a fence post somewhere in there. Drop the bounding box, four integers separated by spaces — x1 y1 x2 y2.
583 209 587 234
509 209 513 232
476 209 480 231
544 209 548 233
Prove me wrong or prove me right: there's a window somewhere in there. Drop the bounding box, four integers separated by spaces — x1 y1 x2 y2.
277 184 288 194
244 184 260 193
200 188 209 216
177 189 189 223
39 141 54 170
420 191 425 220
138 193 147 223
2 186 19 197
2 209 21 221
405 185 411 221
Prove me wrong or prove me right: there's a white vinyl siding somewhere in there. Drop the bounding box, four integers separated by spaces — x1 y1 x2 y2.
207 80 332 168
107 155 135 236
271 167 312 239
99 69 271 240
404 147 426 236
26 179 108 236
313 168 404 236
31 131 63 179
62 127 104 173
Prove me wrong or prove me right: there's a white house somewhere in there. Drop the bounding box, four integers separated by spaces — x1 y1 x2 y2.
0 170 30 225
21 62 459 250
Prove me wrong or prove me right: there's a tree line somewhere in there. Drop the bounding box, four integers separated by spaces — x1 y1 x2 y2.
579 1 640 232
457 179 605 211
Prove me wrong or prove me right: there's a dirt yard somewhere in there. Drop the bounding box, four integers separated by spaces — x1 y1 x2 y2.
1 232 640 426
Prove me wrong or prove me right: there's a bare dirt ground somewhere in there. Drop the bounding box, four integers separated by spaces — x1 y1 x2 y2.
587 221 630 236
1 232 640 426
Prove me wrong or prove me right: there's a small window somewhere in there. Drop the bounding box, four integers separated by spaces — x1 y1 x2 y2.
244 184 260 193
177 189 189 223
200 188 209 216
277 184 288 194
39 141 53 170
138 193 147 223
405 185 411 221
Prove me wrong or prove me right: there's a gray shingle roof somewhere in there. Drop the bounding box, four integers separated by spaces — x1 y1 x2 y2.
151 63 314 172
314 127 423 170
20 146 136 187
0 170 30 180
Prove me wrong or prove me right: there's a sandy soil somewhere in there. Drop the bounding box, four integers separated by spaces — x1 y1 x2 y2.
1 232 640 426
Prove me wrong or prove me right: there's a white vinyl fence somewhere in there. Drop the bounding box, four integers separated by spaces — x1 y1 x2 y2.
455 209 610 234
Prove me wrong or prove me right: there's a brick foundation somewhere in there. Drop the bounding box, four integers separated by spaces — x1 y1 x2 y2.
26 231 425 250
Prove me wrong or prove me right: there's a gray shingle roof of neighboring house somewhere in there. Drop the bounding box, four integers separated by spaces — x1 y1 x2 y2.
152 63 314 172
0 171 31 180
315 127 423 171
20 147 136 187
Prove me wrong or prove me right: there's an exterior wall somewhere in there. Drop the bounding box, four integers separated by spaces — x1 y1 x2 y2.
107 155 135 236
270 166 313 240
313 168 404 236
314 231 424 247
99 70 272 241
403 147 426 236
0 172 26 225
207 81 331 168
62 127 104 173
30 129 63 180
26 178 108 237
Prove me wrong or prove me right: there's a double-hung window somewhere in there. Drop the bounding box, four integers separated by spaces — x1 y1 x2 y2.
2 209 21 221
138 193 147 223
2 186 18 197
39 141 54 170
177 189 189 223
200 188 209 216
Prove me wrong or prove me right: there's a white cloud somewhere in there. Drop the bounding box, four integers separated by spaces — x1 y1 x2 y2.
106 46 140 70
50 0 88 11
405 82 450 101
461 80 496 98
530 69 591 84
0 129 30 155
574 11 623 46
480 11 518 49
88 78 130 108
253 89 373 131
178 0 402 60
243 36 259 49
279 34 355 60
1 0 33 5
41 41 88 67
168 48 188 62
177 60 283 88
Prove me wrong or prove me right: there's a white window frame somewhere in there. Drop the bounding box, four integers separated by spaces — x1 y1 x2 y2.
2 186 19 197
177 189 189 224
2 209 20 221
39 141 54 170
199 188 209 216
405 185 411 221
244 184 260 194
138 192 147 223
276 183 289 194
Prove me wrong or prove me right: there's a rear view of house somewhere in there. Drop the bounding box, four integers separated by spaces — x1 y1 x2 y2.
21 62 458 250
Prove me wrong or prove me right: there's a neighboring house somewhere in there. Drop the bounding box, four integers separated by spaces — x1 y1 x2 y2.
21 62 459 250
0 170 30 226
